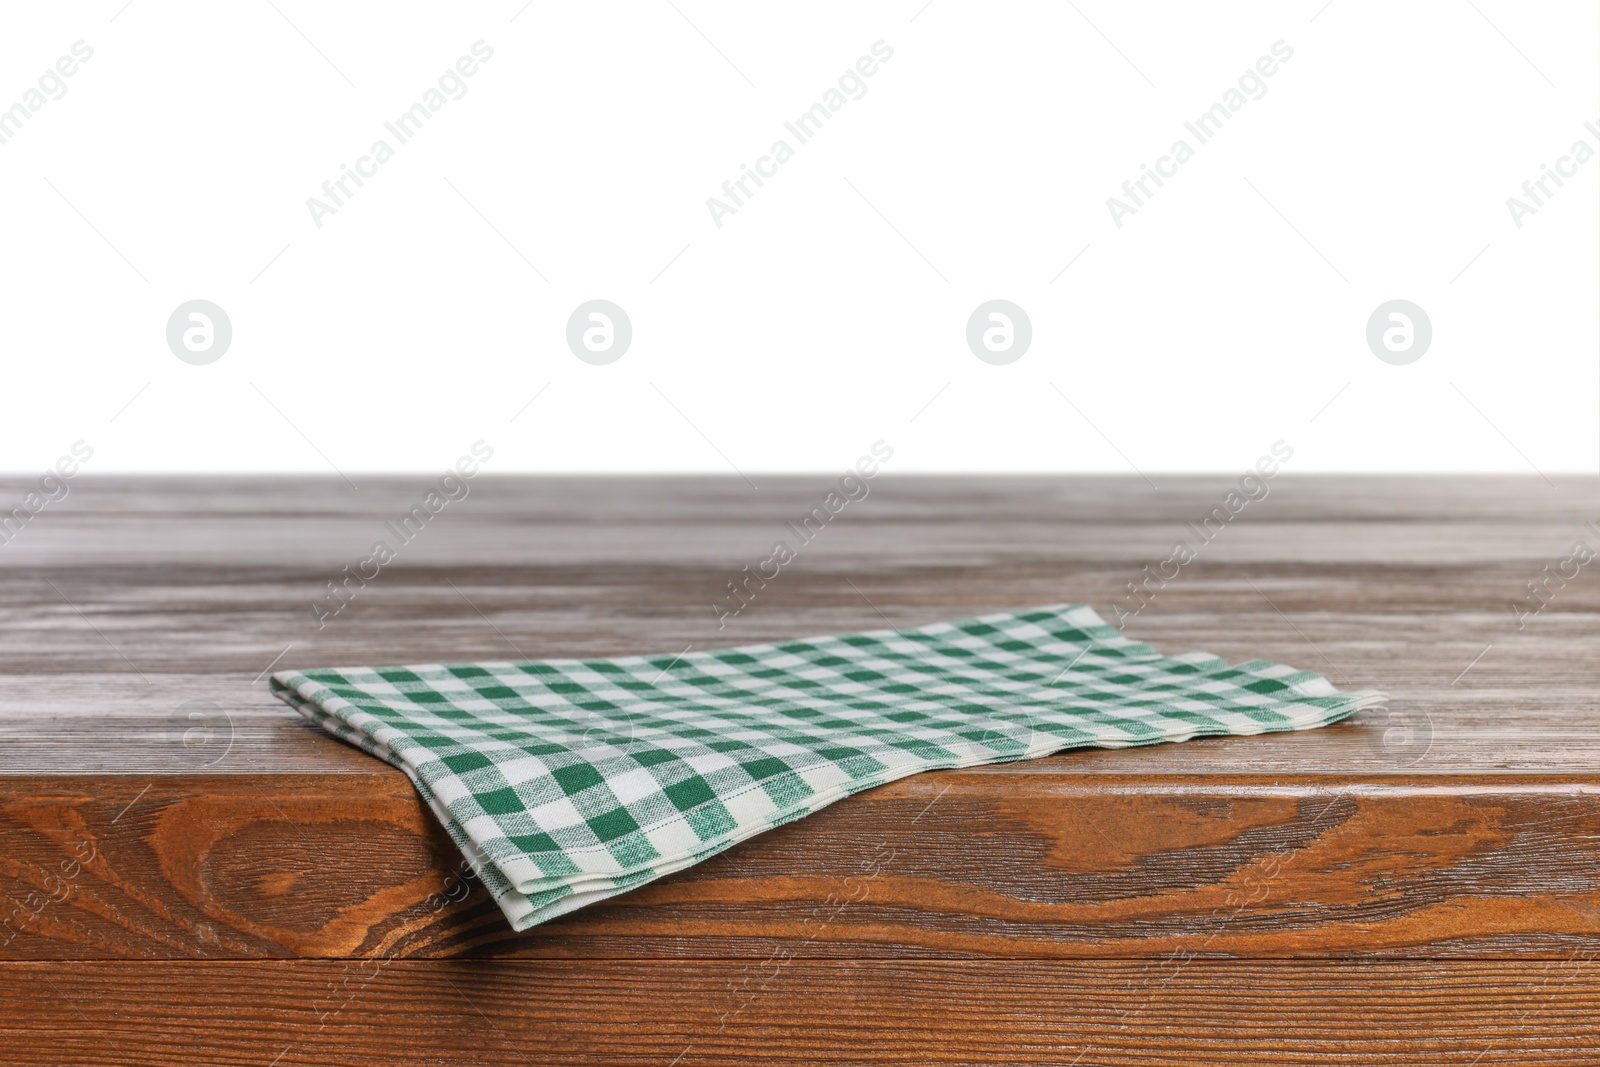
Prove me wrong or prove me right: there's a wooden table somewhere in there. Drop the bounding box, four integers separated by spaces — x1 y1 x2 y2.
3 475 1599 1065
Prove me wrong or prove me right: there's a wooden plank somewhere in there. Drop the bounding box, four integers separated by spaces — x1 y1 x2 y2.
2 476 1597 775
5 772 1600 960
4 959 1599 1064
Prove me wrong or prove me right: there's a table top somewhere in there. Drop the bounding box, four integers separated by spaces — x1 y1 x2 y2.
4 474 1599 961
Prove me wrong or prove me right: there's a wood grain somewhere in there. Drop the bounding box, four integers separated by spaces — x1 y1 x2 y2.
6 773 1600 960
2 476 1598 962
4 959 1600 1065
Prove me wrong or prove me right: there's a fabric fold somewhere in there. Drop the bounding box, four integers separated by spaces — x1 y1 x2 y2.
270 604 1385 930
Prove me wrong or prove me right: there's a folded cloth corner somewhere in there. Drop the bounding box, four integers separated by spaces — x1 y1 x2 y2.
269 603 1385 930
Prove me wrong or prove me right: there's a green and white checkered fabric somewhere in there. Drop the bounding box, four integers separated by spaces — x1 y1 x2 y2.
270 604 1383 930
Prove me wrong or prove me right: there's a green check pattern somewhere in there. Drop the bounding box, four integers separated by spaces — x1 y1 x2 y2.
270 604 1384 931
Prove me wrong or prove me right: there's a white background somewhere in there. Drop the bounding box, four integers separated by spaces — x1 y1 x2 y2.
0 1 1595 476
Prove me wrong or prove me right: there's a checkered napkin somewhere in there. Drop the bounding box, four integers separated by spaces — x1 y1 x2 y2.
269 604 1384 930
